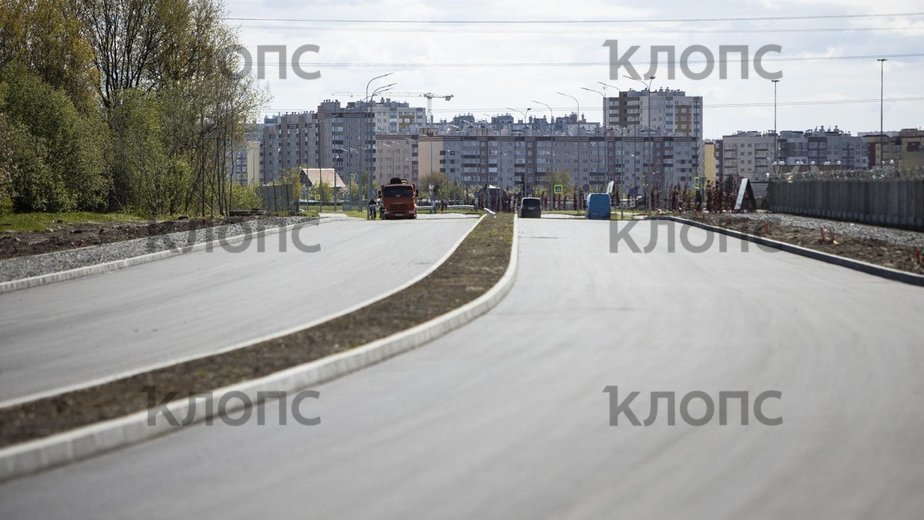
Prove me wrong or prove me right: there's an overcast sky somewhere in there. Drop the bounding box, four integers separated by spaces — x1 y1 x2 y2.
225 0 924 139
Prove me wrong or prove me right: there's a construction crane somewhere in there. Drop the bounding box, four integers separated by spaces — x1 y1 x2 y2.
388 93 454 125
330 91 454 124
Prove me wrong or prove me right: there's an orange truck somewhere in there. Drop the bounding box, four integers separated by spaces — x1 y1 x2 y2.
380 177 417 219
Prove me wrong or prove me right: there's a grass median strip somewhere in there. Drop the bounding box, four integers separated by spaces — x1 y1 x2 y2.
0 213 514 448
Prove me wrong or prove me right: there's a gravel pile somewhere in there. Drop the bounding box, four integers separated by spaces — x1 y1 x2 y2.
0 216 314 283
731 213 924 249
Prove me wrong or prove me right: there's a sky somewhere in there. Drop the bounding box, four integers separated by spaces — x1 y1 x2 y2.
224 0 924 139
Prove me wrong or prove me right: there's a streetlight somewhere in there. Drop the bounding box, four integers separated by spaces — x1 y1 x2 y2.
365 72 394 101
334 147 358 209
362 73 393 203
597 81 620 95
557 92 580 123
582 87 607 139
531 100 554 125
583 87 613 189
532 99 555 182
368 82 396 101
506 107 531 123
772 79 780 180
557 92 584 190
877 58 887 167
624 75 655 211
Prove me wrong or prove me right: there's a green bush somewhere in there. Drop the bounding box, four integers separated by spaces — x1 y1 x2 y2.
0 66 108 211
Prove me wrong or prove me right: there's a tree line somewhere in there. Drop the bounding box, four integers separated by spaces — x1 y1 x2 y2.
0 0 264 217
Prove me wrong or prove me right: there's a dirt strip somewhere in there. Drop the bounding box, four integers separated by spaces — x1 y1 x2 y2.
0 216 289 260
0 213 514 448
686 213 924 275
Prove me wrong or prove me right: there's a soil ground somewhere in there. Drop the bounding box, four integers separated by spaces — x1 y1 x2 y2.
686 213 924 275
0 215 279 260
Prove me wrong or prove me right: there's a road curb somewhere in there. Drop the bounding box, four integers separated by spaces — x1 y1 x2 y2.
0 215 479 410
658 216 924 287
0 214 518 482
0 217 334 295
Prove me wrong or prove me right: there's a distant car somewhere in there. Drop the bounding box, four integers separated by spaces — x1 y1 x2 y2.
520 197 541 218
585 193 612 220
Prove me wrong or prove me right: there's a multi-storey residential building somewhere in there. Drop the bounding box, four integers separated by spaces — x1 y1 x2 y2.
604 88 703 140
260 99 425 191
231 124 263 185
259 112 319 184
717 131 774 181
378 130 701 197
370 99 428 134
263 92 705 199
375 135 418 185
602 88 704 192
316 100 375 190
897 129 924 170
721 128 869 180
860 129 924 170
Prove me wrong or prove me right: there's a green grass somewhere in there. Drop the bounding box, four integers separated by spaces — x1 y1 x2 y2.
0 211 146 232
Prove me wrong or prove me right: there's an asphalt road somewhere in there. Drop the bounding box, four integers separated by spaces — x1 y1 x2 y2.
2 218 923 519
0 214 477 403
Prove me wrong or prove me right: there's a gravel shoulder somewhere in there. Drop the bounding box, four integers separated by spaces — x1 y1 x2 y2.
687 212 924 275
0 216 314 282
0 213 514 447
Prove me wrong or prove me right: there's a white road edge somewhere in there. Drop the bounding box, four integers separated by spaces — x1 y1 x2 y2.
0 214 519 482
0 216 346 295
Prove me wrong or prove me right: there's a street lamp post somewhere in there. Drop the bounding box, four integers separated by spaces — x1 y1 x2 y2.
583 87 613 192
365 72 394 101
532 100 555 186
772 79 780 179
363 73 394 203
368 83 396 102
557 92 580 124
557 92 583 191
877 58 887 167
581 87 605 124
531 100 554 126
597 82 620 133
597 81 620 95
506 107 531 123
624 75 655 211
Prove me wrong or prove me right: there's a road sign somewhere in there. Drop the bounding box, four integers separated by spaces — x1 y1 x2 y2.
553 184 563 194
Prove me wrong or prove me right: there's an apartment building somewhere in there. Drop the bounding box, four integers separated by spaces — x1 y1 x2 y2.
720 127 868 180
259 112 319 184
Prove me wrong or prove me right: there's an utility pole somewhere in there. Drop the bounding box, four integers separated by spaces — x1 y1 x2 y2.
625 75 655 211
877 58 887 167
772 79 779 179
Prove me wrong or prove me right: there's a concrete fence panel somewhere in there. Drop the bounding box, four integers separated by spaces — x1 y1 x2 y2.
769 179 924 231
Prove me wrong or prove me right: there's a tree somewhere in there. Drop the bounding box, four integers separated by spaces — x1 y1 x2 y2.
229 183 261 210
0 120 12 213
419 171 451 199
76 0 169 109
0 0 98 112
544 171 575 196
0 65 109 211
1 0 265 217
311 180 333 204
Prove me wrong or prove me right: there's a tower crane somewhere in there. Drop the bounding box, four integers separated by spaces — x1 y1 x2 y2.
330 91 454 124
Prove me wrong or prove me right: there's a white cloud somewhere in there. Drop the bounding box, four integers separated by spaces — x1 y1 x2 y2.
227 0 924 137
